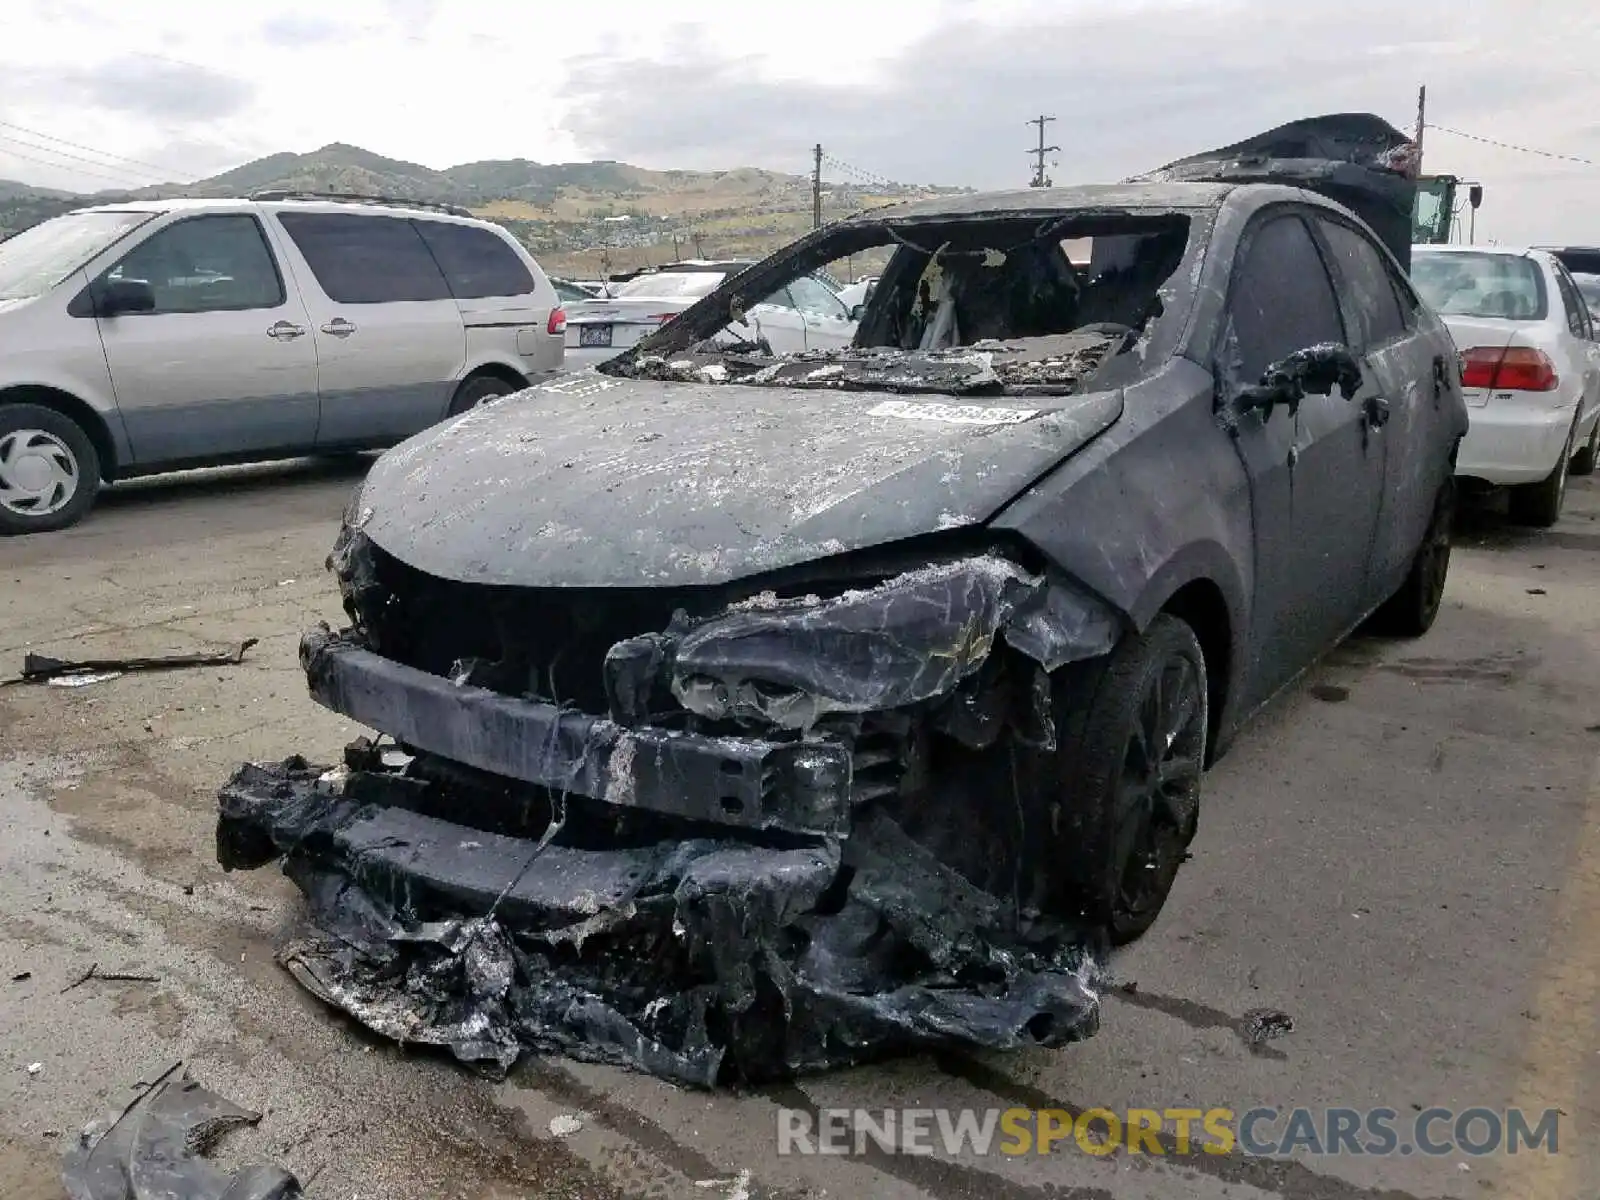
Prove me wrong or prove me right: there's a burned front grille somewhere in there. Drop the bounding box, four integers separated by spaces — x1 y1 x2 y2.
352 540 710 715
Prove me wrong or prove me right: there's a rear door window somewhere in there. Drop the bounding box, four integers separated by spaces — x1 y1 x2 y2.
413 220 535 299
1227 213 1346 383
276 212 451 304
1316 218 1409 350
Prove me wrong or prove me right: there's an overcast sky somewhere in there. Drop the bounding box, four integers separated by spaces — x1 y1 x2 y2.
2 0 1597 243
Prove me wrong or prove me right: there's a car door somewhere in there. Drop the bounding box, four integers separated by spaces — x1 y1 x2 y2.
85 212 318 464
269 211 466 447
1312 214 1439 612
787 273 859 349
1549 260 1600 433
1220 209 1385 711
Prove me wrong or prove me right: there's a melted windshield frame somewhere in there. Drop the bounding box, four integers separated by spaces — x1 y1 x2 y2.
599 206 1205 398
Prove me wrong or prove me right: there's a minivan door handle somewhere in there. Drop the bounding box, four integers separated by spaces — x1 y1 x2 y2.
320 318 357 338
267 321 306 340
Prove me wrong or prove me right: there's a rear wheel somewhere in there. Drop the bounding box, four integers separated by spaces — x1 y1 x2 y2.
0 403 100 535
1050 614 1207 946
1570 412 1599 476
1370 479 1454 637
447 374 521 417
1508 419 1574 527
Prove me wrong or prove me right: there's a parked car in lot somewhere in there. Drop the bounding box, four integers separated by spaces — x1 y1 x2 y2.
1411 245 1600 525
298 112 1466 997
835 276 877 312
0 193 566 534
563 259 858 370
1537 245 1600 322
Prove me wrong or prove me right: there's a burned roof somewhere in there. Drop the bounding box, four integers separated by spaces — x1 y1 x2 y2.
837 181 1237 225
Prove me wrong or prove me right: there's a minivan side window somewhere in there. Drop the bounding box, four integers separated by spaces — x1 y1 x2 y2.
1316 218 1408 349
276 212 451 304
413 221 535 299
1226 213 1346 384
103 215 284 314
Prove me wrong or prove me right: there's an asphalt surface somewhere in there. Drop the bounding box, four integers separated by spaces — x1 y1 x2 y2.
1 458 1596 1200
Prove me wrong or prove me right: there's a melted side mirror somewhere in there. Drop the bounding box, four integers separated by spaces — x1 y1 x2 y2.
1236 344 1362 418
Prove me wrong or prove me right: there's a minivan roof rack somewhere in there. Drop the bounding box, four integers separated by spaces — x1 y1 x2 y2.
248 190 475 219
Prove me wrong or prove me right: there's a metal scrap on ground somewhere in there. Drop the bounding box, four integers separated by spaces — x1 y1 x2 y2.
60 1062 306 1200
9 639 260 685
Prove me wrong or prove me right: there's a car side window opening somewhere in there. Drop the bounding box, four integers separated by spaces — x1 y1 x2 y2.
412 220 535 299
1226 214 1346 384
787 274 850 320
104 215 284 314
276 212 451 304
1552 265 1590 339
1317 219 1407 350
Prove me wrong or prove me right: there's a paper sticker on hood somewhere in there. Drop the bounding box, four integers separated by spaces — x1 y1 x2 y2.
868 400 1041 425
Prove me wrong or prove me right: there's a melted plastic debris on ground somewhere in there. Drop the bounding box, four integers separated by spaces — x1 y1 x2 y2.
216 757 1106 1087
62 1062 304 1200
10 639 259 686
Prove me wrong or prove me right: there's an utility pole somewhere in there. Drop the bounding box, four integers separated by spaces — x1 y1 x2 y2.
1027 115 1058 188
812 143 824 229
1413 84 1426 172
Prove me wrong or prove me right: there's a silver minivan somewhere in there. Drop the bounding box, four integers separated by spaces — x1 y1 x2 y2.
0 194 567 533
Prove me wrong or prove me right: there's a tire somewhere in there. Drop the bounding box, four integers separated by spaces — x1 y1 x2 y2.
447 374 521 417
1571 411 1599 476
1507 418 1574 527
1370 479 1454 637
0 403 100 535
1049 613 1208 946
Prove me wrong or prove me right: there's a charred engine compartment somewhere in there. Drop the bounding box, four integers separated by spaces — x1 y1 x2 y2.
216 522 1123 1085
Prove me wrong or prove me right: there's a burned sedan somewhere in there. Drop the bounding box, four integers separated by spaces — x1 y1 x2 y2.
218 118 1468 1085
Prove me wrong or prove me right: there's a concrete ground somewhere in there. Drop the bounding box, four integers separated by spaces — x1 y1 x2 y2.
1 459 1596 1200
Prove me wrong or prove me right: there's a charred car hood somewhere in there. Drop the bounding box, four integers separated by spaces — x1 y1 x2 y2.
354 373 1122 588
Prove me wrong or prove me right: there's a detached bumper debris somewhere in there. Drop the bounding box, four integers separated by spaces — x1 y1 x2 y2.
9 639 259 686
62 1062 304 1200
217 755 1105 1086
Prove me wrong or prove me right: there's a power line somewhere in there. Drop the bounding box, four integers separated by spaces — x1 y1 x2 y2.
0 131 167 183
0 141 150 190
0 120 183 178
1426 124 1599 168
820 152 909 191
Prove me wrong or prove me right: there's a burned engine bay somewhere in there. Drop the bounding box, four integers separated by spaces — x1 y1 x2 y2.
217 530 1125 1085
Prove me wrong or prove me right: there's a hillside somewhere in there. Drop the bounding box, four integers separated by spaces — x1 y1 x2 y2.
0 143 963 273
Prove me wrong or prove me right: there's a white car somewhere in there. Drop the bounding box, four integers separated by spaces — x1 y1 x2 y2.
0 193 567 534
835 277 877 313
1411 245 1600 525
564 260 857 370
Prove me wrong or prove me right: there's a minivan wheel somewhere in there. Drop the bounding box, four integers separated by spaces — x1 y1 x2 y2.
0 403 100 535
1370 479 1454 637
1050 613 1208 946
448 374 520 416
1508 419 1574 527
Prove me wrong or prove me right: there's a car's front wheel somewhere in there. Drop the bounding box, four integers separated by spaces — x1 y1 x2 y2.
0 403 100 535
1050 613 1208 946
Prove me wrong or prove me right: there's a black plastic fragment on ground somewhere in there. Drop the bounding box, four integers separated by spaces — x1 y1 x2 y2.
61 1062 303 1200
9 639 259 685
216 757 1105 1087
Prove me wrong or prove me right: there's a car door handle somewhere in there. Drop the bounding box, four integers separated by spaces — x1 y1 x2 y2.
320 318 357 337
266 321 306 340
